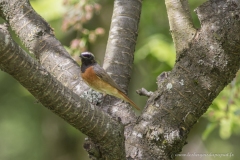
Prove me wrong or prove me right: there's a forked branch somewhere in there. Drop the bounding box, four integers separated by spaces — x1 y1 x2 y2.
165 0 196 56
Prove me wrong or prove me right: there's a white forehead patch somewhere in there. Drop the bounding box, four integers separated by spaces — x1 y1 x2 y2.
81 52 94 57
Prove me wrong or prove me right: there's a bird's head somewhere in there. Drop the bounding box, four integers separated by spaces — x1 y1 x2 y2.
80 52 96 65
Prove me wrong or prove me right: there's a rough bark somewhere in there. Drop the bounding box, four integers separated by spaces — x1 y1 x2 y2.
126 0 240 159
101 0 142 121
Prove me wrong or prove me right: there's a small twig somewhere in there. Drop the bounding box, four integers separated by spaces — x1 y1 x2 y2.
136 88 153 97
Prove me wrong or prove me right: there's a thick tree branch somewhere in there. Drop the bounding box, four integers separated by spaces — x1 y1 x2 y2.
165 0 196 56
101 0 142 123
0 0 88 96
100 1 143 158
0 24 125 160
103 0 142 90
126 0 240 159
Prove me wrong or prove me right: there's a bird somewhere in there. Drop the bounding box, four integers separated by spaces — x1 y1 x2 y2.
79 52 140 110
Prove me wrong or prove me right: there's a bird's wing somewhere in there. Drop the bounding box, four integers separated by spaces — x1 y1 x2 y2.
93 64 125 93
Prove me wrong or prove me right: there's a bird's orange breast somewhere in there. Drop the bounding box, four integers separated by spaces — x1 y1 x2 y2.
81 66 98 86
81 66 119 95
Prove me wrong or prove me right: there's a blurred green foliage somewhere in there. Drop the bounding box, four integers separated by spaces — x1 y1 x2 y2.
0 0 239 160
31 0 66 22
203 71 240 141
135 34 175 67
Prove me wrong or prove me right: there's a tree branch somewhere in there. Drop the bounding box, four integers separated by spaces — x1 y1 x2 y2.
165 0 196 56
103 0 142 90
100 0 142 121
0 24 125 160
126 0 240 159
100 2 143 158
0 0 88 96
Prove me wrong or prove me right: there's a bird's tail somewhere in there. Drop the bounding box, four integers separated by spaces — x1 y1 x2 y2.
118 91 140 110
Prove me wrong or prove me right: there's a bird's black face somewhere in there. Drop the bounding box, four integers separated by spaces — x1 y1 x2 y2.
80 52 97 73
80 52 96 66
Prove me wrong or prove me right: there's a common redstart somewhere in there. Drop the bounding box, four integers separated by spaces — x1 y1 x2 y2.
79 52 140 110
